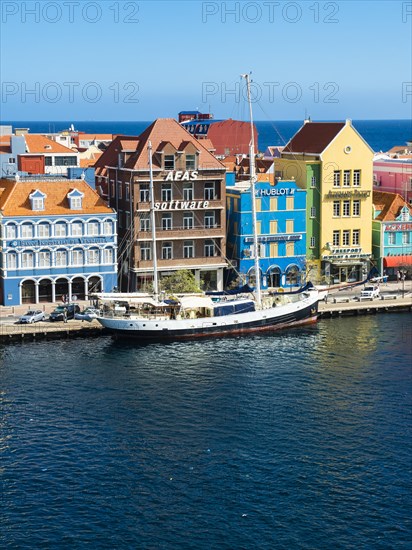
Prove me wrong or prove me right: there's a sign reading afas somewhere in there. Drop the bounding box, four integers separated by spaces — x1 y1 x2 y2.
165 171 198 181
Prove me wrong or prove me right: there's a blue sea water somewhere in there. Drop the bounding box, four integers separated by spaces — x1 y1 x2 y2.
2 119 411 153
1 314 411 549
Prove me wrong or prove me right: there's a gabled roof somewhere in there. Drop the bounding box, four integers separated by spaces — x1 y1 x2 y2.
0 178 114 216
124 118 224 170
78 133 113 141
25 134 76 154
282 121 345 154
373 190 412 221
94 135 140 176
206 119 257 156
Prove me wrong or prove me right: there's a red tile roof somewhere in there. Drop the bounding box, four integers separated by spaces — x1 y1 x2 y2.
25 134 76 154
94 135 140 177
78 133 113 141
373 190 412 221
0 178 113 216
283 121 345 154
206 119 257 156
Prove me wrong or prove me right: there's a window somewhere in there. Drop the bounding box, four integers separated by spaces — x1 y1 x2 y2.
286 220 294 232
183 240 194 258
310 236 316 248
333 201 340 217
22 252 34 268
204 211 215 229
204 240 215 257
333 230 340 246
401 208 409 221
102 248 114 264
310 176 316 188
9 157 16 164
161 183 172 202
342 230 350 246
72 249 84 266
286 197 294 210
54 156 77 166
140 213 150 232
162 213 172 230
21 224 33 238
125 183 130 201
140 184 149 202
45 157 53 166
6 225 17 239
183 213 194 230
162 242 173 260
204 182 215 201
183 183 193 201
55 223 67 237
333 171 341 187
164 155 175 170
310 206 316 218
270 197 277 210
38 251 51 267
388 232 395 245
37 224 50 238
31 197 45 210
343 170 350 186
102 221 113 235
353 200 360 216
55 250 68 266
269 243 278 256
353 170 361 186
255 199 262 212
7 253 17 269
110 181 115 197
286 242 294 257
88 222 99 236
71 197 82 209
87 249 99 264
402 232 410 244
270 220 278 233
71 222 82 236
141 242 151 261
186 155 196 170
118 181 123 200
352 229 360 245
343 200 350 217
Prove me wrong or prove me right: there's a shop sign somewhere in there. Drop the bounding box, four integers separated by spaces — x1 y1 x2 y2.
245 234 302 243
7 237 108 248
165 171 198 181
154 200 210 210
385 223 412 231
324 190 371 199
255 188 295 197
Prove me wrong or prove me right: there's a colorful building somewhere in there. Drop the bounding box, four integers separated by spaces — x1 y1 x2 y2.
275 120 374 283
95 118 228 291
0 177 117 306
373 158 412 205
372 191 412 278
226 178 307 288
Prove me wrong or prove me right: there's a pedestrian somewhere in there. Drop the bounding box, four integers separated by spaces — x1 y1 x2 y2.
63 308 67 323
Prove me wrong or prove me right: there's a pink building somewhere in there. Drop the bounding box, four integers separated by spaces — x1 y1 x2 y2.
373 159 412 204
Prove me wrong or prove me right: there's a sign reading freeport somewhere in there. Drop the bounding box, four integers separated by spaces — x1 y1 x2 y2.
164 171 198 181
154 200 210 210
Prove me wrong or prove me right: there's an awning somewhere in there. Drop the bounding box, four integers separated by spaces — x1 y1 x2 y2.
383 255 412 268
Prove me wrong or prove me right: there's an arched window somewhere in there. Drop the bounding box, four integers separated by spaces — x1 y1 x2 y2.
21 224 34 239
102 248 114 264
55 249 68 267
37 223 50 238
267 266 281 288
7 252 17 269
5 224 17 239
21 251 34 268
38 250 51 267
55 222 67 238
286 265 300 286
87 248 100 264
72 249 84 266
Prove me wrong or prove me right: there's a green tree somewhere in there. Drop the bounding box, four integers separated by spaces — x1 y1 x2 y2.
160 270 201 294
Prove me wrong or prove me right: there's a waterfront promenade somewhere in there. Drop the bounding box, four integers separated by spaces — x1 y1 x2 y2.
0 280 410 343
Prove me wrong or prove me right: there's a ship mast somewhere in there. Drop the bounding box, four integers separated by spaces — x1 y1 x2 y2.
148 141 159 299
241 73 262 307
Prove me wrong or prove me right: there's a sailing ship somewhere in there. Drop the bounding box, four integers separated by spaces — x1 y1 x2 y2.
95 74 320 340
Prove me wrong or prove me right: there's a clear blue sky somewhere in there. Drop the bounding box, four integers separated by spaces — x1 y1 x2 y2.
1 0 411 120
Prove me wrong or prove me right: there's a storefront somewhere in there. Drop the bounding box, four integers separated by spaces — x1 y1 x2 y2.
322 247 371 283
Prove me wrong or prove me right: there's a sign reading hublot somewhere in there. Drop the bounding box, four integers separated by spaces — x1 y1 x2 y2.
255 188 295 197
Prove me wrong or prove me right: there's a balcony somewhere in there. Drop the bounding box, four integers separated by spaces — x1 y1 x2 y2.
134 256 228 271
136 225 224 240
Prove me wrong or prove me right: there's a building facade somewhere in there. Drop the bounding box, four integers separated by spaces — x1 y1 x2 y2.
0 178 117 306
275 120 374 284
97 119 228 291
373 158 412 205
372 191 412 278
226 179 307 288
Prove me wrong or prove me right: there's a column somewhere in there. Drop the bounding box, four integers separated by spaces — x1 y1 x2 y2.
217 267 224 291
35 281 39 304
51 280 56 303
68 280 72 302
85 278 89 301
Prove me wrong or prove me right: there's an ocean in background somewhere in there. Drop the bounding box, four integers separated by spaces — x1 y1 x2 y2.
1 314 411 549
2 119 411 153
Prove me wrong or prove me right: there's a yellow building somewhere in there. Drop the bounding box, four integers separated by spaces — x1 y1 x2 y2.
275 120 374 283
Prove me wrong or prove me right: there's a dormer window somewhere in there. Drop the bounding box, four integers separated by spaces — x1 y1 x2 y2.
400 207 410 222
29 189 46 211
164 155 175 170
68 188 84 210
186 154 196 170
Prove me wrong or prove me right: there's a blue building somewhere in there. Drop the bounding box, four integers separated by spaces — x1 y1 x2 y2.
0 177 118 306
372 191 412 279
226 178 307 288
